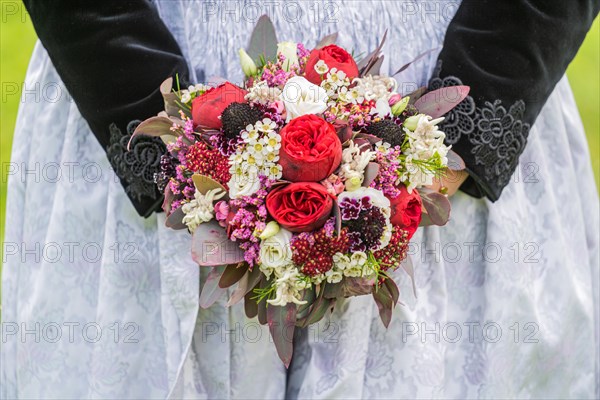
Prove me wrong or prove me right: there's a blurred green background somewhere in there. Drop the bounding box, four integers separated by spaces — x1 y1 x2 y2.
1 7 599 250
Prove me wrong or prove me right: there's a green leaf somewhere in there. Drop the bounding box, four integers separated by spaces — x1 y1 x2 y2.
247 15 278 64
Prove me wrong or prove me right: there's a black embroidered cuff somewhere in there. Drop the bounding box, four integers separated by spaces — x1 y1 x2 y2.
107 121 166 217
429 62 530 201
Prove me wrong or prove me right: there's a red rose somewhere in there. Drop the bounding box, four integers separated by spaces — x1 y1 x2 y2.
191 82 247 129
266 182 334 233
305 44 359 85
389 185 422 240
279 115 342 182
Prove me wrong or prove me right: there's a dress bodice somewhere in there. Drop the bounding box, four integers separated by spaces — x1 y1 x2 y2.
154 0 460 90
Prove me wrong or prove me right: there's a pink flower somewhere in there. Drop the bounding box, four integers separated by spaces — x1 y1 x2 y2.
321 174 345 196
214 200 230 227
388 93 402 106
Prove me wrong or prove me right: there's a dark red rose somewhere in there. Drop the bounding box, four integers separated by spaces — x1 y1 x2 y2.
389 185 422 239
305 44 359 85
279 115 342 182
266 182 334 232
191 82 247 129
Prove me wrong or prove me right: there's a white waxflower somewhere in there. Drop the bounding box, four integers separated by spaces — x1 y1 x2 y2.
228 165 261 198
255 118 277 133
263 132 282 153
181 188 227 233
281 76 329 122
245 81 283 105
314 60 329 75
262 163 283 181
277 41 300 72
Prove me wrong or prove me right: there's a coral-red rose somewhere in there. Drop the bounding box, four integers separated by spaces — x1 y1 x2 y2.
279 115 342 182
266 182 334 232
389 185 422 240
305 44 359 85
191 82 247 129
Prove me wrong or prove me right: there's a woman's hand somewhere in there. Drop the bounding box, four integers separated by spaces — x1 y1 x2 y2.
426 168 469 197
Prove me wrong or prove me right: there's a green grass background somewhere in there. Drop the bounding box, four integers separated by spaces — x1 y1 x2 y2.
1 7 599 250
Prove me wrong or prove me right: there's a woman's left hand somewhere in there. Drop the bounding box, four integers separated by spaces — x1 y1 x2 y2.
426 168 469 197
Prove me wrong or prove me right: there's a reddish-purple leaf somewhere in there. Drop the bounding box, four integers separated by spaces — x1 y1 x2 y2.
419 188 451 226
219 263 249 288
267 303 298 368
165 207 187 230
414 86 470 118
340 277 375 297
247 15 278 64
447 150 466 171
363 162 380 188
128 116 174 150
372 285 394 328
244 291 259 319
383 277 400 306
358 30 387 73
316 32 338 49
331 200 342 238
393 47 441 76
407 86 428 103
401 256 417 298
199 266 227 309
191 221 245 266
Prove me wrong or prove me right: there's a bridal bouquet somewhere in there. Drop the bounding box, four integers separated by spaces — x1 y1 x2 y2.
132 16 468 365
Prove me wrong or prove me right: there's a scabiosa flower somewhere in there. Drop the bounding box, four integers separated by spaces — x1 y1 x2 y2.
338 188 393 252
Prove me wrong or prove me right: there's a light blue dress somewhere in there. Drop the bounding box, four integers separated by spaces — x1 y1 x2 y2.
2 1 598 398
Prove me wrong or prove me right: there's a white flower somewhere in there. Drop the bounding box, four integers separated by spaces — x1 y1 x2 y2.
255 118 277 133
338 187 391 216
259 228 293 271
263 132 281 153
339 141 375 191
370 97 392 118
267 266 309 306
353 75 398 101
239 48 258 77
325 268 343 283
228 165 261 199
277 41 300 72
180 90 192 104
245 81 282 105
281 76 329 122
314 60 329 75
181 188 226 233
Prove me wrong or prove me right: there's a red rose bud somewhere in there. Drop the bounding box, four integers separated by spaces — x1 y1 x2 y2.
266 182 334 233
191 82 248 129
389 185 422 240
279 115 342 182
305 44 359 85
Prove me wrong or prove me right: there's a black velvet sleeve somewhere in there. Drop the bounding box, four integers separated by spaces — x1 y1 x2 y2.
431 0 599 201
23 0 190 217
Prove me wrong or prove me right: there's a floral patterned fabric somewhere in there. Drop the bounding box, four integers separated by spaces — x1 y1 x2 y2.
2 1 598 398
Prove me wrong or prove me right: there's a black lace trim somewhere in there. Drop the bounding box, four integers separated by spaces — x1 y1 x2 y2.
107 120 166 202
429 61 531 191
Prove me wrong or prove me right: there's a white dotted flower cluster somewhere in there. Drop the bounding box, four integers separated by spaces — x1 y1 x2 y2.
228 118 283 198
180 84 211 104
401 114 450 191
315 61 365 106
245 81 283 105
181 188 227 232
322 251 376 284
